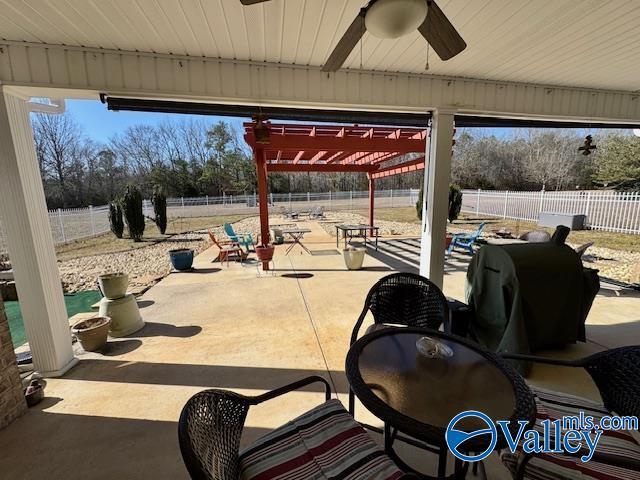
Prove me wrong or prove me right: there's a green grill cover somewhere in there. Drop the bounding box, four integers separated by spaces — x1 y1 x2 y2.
465 243 599 375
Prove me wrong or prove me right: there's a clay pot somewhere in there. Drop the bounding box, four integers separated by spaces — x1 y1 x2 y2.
98 273 129 299
169 248 194 271
343 247 366 270
256 244 275 262
71 316 111 352
445 234 453 250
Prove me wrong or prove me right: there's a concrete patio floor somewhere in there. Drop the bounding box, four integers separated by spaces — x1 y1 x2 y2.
1 219 639 479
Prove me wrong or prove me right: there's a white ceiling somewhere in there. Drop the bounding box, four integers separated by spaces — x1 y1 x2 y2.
0 0 638 92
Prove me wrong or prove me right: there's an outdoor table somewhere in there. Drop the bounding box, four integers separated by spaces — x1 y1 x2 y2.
335 224 379 251
346 327 535 478
282 228 312 254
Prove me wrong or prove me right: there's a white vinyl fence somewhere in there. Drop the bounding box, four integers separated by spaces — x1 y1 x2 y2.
462 189 640 234
0 189 419 254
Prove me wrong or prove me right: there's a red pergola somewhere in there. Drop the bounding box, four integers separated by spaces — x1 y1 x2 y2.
244 122 428 261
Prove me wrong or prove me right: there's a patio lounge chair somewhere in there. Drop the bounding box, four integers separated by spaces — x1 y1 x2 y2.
309 205 325 219
499 347 640 479
178 376 415 480
223 223 255 252
446 222 486 255
349 272 449 416
208 230 245 264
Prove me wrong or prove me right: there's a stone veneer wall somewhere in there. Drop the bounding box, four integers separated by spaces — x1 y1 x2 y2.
0 295 26 429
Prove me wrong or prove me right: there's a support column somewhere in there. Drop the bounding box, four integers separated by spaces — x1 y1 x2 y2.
254 148 270 269
0 88 77 377
419 110 455 289
368 175 375 233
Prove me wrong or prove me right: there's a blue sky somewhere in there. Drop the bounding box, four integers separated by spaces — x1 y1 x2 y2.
64 99 249 143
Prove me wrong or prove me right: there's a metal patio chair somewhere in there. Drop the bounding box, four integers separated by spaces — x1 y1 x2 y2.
499 346 640 479
178 376 416 480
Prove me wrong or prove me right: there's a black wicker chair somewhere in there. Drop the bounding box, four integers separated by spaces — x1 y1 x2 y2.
178 376 418 480
500 346 640 479
349 272 449 415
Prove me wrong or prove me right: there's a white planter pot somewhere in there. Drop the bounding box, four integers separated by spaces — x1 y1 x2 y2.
98 272 129 299
343 248 366 270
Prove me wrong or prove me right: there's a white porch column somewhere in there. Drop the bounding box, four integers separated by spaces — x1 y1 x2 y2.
0 88 77 376
419 109 456 288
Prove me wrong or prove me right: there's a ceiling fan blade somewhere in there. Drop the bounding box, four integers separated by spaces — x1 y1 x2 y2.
239 0 271 5
418 0 466 61
322 10 367 72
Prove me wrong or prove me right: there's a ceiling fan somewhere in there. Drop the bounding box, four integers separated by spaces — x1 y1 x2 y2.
239 0 466 72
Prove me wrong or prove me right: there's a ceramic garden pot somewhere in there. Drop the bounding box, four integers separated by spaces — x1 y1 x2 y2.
71 316 111 352
169 248 194 271
98 273 129 299
343 247 366 270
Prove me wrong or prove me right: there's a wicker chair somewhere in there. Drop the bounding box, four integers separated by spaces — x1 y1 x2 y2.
349 273 449 414
179 376 417 480
500 346 640 479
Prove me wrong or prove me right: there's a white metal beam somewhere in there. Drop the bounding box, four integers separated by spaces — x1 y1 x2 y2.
0 87 77 377
1 41 639 123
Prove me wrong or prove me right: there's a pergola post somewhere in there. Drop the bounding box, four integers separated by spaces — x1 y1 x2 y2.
254 148 270 269
0 88 77 376
419 109 456 288
367 175 375 233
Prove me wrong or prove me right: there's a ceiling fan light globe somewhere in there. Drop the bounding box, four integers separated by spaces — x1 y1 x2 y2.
365 0 428 39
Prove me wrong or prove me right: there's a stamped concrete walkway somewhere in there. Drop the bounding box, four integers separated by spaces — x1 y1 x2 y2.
1 219 638 479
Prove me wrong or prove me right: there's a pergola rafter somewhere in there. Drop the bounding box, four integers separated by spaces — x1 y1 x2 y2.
243 122 427 268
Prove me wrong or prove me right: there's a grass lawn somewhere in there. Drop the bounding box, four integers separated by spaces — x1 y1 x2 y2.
55 214 253 261
358 207 640 254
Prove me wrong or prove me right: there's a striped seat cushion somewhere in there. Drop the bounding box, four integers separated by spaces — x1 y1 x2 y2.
500 387 640 479
239 399 404 480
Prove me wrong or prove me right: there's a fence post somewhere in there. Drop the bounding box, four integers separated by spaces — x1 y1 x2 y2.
181 197 185 211
89 205 95 235
538 188 545 214
307 192 310 202
503 191 509 219
207 195 210 206
288 192 292 209
329 191 332 208
57 208 66 243
390 189 394 207
270 192 274 205
476 189 481 216
350 190 353 210
584 191 591 220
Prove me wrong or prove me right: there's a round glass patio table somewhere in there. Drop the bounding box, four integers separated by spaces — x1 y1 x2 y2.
345 327 536 476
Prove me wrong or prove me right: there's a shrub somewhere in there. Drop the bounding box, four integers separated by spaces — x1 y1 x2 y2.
448 184 463 223
108 202 124 239
416 184 463 223
122 184 145 242
151 185 167 235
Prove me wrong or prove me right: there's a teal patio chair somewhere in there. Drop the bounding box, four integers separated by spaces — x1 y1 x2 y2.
223 223 255 252
447 222 486 255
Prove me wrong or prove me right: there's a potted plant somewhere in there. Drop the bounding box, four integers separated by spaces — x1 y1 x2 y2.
71 316 111 352
343 246 366 270
445 233 453 251
169 248 194 271
98 272 129 299
256 244 275 262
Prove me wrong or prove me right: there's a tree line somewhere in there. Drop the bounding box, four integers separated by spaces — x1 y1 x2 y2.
32 112 639 209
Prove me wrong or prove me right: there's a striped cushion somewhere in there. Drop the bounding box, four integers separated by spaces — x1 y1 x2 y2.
239 399 404 480
500 387 640 480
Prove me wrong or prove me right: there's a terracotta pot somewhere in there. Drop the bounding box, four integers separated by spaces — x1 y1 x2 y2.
98 272 129 299
445 234 453 250
71 316 111 352
256 244 275 262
